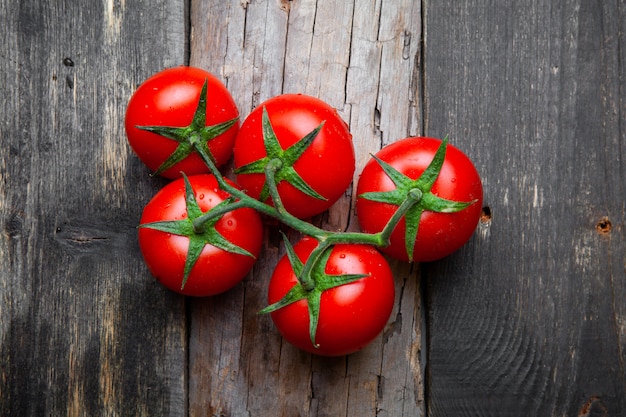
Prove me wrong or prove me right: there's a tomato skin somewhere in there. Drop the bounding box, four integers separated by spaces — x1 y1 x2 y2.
125 66 239 178
267 237 395 356
233 94 355 219
139 175 263 296
356 137 483 262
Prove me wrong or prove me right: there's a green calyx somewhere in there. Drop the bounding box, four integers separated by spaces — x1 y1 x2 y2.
234 107 327 203
139 173 255 290
136 79 238 176
359 137 477 261
259 235 368 348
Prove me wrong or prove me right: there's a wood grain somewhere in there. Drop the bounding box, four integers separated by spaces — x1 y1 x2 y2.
3 0 624 415
424 0 626 415
0 0 187 415
188 0 424 415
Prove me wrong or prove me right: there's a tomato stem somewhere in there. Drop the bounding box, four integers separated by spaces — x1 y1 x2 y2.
192 142 329 238
297 240 331 292
192 142 424 254
262 159 329 238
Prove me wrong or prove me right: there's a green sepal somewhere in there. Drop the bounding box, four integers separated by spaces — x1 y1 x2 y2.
135 79 239 176
139 173 254 290
234 107 326 203
359 137 477 261
260 236 368 348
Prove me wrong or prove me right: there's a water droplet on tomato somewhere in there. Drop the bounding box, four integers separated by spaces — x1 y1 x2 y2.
227 220 234 227
451 178 457 183
339 254 346 259
198 194 205 200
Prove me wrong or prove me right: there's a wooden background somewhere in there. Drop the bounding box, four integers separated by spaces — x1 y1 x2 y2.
1 0 624 416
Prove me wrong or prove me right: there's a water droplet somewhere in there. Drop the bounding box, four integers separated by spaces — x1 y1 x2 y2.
451 178 457 183
227 220 234 227
198 194 205 200
339 254 346 259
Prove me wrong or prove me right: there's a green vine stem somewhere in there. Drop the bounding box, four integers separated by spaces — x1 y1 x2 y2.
192 141 419 255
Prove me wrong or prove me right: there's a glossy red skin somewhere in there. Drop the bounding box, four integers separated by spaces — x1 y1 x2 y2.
139 175 263 296
125 66 239 178
233 94 355 219
356 137 483 262
268 237 395 356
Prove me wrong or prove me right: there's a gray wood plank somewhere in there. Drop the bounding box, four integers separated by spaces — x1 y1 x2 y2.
0 1 187 415
424 0 626 415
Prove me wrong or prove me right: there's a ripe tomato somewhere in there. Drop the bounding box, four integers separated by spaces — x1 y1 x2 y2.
125 66 239 178
267 237 395 356
139 174 263 296
233 94 355 219
356 137 483 262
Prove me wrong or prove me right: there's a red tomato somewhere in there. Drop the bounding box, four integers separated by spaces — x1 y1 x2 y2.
356 137 483 262
233 94 355 219
125 66 239 178
267 237 395 356
139 175 263 296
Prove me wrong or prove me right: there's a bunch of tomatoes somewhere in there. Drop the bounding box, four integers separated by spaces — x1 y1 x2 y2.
125 66 483 356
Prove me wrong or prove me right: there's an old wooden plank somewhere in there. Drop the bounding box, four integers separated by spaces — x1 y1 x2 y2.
188 0 425 415
0 0 187 416
424 0 626 415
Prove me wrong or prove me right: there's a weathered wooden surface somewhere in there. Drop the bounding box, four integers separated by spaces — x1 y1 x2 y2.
0 0 187 415
1 0 625 416
188 1 423 416
424 0 626 416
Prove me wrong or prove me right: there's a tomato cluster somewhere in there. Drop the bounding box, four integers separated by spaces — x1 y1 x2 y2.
125 66 483 356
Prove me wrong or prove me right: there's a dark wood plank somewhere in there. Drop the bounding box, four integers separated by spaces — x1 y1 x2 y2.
0 1 187 415
424 0 626 415
187 0 425 416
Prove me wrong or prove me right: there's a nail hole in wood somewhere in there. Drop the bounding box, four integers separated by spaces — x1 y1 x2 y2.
480 206 492 224
596 217 612 235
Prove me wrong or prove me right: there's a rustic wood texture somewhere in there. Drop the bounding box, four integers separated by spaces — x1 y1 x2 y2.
2 0 625 416
0 0 188 416
188 1 424 416
424 0 626 416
